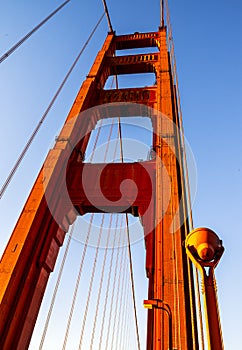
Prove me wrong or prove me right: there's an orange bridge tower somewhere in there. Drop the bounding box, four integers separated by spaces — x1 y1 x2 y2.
0 27 199 349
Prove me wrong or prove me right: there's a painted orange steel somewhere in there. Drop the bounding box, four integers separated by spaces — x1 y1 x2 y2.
0 28 198 349
185 228 224 350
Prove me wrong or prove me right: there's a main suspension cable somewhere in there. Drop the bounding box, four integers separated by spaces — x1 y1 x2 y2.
0 0 71 64
160 0 164 27
0 12 105 200
101 0 113 32
164 1 205 348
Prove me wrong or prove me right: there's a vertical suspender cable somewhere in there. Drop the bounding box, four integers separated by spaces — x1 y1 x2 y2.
98 215 120 350
88 119 104 161
77 214 105 350
124 215 141 350
89 118 118 348
124 296 133 349
39 224 75 349
0 12 105 200
98 129 125 350
62 214 94 349
117 254 131 349
114 67 141 349
78 114 117 349
62 88 108 348
111 246 129 349
109 234 128 349
104 217 125 349
117 115 141 350
0 0 72 64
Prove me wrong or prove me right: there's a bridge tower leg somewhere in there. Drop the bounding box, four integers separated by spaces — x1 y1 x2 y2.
0 27 198 349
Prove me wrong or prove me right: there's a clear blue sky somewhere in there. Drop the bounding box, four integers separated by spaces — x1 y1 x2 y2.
0 0 241 348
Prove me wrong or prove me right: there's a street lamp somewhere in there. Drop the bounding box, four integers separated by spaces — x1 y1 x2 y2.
143 298 173 350
185 227 224 350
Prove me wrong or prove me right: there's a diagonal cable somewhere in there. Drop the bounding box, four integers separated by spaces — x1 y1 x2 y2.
0 0 72 64
0 12 105 200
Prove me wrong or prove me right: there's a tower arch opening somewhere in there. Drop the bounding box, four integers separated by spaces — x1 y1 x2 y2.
84 116 153 164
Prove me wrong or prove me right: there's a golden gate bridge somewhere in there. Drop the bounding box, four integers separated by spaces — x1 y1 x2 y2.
0 0 235 349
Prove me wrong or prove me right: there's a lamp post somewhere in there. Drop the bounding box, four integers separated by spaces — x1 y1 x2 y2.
143 298 172 350
185 227 224 350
